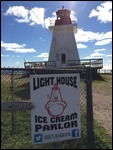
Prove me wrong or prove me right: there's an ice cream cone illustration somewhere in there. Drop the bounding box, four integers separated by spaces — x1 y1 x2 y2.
45 83 67 117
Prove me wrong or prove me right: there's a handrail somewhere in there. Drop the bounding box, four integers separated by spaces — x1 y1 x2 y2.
24 58 103 69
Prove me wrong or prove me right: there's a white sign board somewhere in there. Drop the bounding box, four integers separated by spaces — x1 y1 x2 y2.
30 73 81 144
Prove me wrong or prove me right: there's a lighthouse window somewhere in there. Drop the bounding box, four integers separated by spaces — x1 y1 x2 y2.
61 53 66 64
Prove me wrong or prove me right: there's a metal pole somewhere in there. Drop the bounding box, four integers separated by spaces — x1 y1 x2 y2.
11 70 15 132
86 67 95 149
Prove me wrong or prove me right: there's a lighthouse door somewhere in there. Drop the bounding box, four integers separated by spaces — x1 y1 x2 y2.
58 49 67 67
61 53 66 64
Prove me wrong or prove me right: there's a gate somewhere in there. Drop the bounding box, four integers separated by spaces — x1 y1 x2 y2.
1 67 94 149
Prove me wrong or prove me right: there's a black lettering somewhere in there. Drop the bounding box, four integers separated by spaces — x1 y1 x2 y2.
66 77 69 86
33 78 39 90
40 78 44 87
51 124 57 130
35 115 37 123
33 77 55 90
35 124 42 132
43 125 49 131
74 76 77 88
56 117 60 122
61 116 65 122
50 77 54 85
43 117 47 123
50 117 55 123
70 112 77 119
58 123 63 129
65 115 70 121
64 122 70 128
56 77 61 84
35 116 47 123
70 76 73 87
71 120 77 127
45 77 50 86
37 78 39 89
61 77 65 84
51 113 77 123
38 116 43 123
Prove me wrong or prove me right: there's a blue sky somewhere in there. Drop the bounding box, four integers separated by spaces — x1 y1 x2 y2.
1 1 112 69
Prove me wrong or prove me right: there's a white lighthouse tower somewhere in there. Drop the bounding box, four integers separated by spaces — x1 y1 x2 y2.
48 6 80 68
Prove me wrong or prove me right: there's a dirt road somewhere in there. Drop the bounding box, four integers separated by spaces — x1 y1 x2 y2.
93 87 112 136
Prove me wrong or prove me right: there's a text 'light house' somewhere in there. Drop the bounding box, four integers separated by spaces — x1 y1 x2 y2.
48 6 80 68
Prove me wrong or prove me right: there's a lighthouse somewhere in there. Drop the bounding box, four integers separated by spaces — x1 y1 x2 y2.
48 6 80 68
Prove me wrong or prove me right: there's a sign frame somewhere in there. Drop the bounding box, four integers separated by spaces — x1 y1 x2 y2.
30 73 81 144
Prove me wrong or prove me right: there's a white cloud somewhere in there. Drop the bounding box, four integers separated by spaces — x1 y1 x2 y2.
36 53 49 58
12 55 20 57
84 52 105 59
76 29 112 43
94 48 106 52
70 10 77 23
29 7 45 26
1 41 36 53
76 29 97 42
89 1 112 23
95 39 112 45
43 57 48 61
4 6 29 18
77 43 87 49
3 6 45 26
102 31 112 39
90 52 105 57
44 17 52 28
11 48 36 53
15 18 29 23
1 54 9 57
4 6 29 22
3 6 77 29
44 12 56 28
106 54 112 57
29 22 35 26
1 41 24 49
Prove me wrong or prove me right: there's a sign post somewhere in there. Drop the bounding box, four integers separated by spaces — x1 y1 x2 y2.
30 73 81 144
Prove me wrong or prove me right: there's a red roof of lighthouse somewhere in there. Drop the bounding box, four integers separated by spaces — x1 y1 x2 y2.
55 6 72 25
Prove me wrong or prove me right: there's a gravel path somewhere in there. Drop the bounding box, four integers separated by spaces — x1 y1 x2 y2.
93 91 112 136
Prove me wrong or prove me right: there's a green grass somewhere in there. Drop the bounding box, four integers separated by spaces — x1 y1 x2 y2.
1 110 112 149
1 74 112 149
92 74 112 94
94 119 112 149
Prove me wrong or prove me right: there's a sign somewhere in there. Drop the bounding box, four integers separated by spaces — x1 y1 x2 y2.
1 101 33 111
30 73 81 144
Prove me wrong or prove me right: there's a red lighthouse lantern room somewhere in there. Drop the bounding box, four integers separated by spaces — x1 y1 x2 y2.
55 6 72 25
